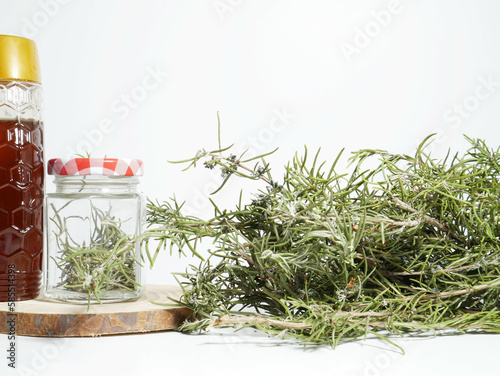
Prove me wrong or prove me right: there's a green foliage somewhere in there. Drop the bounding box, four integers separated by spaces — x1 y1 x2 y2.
50 202 140 305
144 135 500 347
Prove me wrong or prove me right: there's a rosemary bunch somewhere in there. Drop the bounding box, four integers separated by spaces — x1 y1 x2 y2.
50 202 140 303
145 135 500 346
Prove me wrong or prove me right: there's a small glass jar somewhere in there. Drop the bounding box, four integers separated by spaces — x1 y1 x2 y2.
44 158 144 304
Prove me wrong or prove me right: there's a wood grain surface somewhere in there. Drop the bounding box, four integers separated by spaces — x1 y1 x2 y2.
0 285 191 337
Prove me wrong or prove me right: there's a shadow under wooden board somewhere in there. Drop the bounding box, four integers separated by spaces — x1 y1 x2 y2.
0 285 191 337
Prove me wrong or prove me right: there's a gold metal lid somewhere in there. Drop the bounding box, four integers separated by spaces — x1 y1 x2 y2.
0 35 41 83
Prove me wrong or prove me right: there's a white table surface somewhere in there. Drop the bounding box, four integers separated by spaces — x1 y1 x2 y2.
3 326 500 376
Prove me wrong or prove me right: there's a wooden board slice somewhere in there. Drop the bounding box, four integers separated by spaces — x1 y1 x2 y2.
0 285 191 337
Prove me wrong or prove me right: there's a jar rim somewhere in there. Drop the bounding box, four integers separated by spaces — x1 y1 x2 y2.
48 158 143 176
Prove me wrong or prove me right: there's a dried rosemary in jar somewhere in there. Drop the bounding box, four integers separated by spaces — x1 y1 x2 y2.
44 158 144 304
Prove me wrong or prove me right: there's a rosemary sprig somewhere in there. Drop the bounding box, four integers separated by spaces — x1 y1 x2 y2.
50 201 140 305
144 134 500 347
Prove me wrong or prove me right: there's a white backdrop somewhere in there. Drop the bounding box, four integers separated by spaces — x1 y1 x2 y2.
2 1 500 375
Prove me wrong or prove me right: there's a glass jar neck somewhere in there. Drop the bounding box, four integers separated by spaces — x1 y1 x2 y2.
53 175 139 194
0 81 43 122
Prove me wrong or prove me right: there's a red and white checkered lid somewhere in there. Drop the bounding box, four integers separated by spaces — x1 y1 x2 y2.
48 158 144 176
